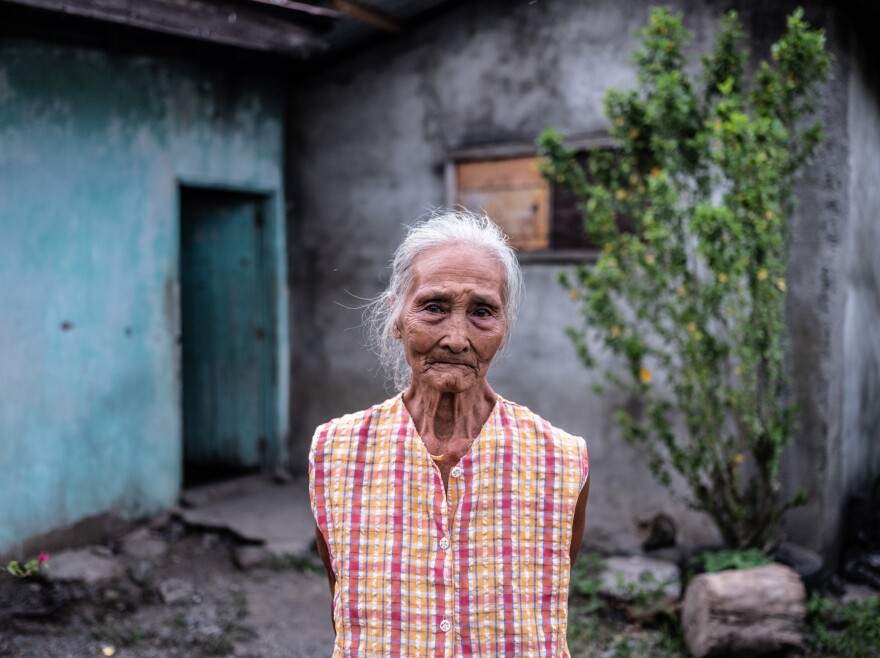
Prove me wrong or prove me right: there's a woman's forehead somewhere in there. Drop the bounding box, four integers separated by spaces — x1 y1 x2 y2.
409 244 505 295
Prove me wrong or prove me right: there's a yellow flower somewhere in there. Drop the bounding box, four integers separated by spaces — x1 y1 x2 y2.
639 368 653 384
734 366 742 375
650 166 662 178
776 278 787 292
765 210 775 221
733 453 745 465
687 321 697 334
677 285 687 297
615 189 627 201
568 289 580 301
758 269 768 281
628 128 640 139
615 117 625 128
717 272 729 283
645 254 656 266
603 243 614 253
102 647 117 657
610 325 621 338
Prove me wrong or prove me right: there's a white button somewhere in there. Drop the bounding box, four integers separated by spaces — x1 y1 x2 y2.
439 619 451 632
450 466 463 478
439 537 450 550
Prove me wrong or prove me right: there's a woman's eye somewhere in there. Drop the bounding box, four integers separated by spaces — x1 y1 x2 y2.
473 307 492 318
425 304 443 313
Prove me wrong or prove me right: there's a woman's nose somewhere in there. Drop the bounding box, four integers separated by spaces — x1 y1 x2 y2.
439 313 469 352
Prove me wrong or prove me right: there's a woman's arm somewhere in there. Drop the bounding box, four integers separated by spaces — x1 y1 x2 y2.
315 524 337 627
569 474 591 564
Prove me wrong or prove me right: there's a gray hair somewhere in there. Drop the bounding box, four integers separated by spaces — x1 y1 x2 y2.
366 209 525 391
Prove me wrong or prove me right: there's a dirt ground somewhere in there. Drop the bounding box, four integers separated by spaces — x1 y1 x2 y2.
0 518 680 658
0 525 336 658
4 516 876 658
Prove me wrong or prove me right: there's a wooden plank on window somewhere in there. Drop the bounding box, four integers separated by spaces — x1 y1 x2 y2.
455 157 549 251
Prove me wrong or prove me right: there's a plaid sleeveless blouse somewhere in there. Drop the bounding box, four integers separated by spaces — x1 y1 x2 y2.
309 394 589 657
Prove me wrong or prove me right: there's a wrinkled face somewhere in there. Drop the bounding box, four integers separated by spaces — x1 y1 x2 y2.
394 243 507 394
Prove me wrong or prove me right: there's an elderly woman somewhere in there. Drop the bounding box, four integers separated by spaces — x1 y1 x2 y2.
309 210 590 657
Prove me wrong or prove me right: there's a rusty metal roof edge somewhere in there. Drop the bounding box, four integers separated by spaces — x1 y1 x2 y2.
0 0 330 58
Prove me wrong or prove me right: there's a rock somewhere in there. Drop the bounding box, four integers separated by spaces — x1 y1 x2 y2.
233 546 268 571
201 532 220 550
682 563 805 658
598 555 681 600
272 467 293 484
168 519 188 542
41 546 125 585
844 556 880 590
184 602 223 638
774 541 824 590
841 582 878 605
265 540 309 562
863 552 880 571
645 545 686 565
120 528 168 563
128 560 156 586
149 510 172 531
158 577 195 605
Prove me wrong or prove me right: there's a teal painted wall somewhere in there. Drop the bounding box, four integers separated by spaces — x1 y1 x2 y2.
0 39 289 554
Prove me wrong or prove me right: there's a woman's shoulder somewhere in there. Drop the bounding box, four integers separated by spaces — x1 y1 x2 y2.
312 395 401 444
497 396 589 486
496 395 586 447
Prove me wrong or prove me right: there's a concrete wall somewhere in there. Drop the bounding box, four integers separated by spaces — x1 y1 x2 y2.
841 23 880 522
289 0 725 553
288 0 870 554
0 39 287 555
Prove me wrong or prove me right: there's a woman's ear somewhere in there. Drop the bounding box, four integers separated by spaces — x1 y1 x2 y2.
388 294 401 340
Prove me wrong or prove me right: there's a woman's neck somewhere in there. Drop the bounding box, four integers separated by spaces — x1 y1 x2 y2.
402 381 496 446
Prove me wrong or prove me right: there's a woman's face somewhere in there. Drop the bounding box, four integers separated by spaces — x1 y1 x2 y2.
395 243 507 395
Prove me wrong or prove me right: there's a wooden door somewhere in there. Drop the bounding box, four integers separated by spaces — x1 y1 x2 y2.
180 188 274 481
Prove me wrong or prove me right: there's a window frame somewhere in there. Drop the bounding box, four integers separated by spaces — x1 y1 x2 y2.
446 134 617 264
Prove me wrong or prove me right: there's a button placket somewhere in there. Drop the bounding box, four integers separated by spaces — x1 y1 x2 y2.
444 462 466 654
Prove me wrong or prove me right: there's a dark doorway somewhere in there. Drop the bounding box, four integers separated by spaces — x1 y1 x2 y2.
179 187 276 487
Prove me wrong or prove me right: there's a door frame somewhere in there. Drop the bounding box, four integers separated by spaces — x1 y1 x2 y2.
175 180 289 477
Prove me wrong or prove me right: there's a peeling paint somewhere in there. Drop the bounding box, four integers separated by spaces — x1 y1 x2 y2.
0 38 288 555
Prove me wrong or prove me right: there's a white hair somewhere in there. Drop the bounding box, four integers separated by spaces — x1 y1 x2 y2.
366 209 525 391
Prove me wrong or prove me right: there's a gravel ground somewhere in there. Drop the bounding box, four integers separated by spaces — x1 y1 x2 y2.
0 520 681 658
12 520 868 658
0 526 336 658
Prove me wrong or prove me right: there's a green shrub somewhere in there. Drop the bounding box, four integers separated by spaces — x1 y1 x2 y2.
806 594 880 658
688 548 771 576
540 7 831 550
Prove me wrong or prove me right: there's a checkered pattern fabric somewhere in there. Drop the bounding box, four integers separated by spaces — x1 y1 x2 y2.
309 394 589 657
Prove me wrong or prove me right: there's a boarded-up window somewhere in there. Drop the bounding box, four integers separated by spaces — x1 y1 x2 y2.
452 146 629 254
455 157 550 251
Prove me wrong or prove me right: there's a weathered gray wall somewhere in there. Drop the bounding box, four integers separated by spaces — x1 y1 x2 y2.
841 23 880 523
759 1 852 557
288 0 869 554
